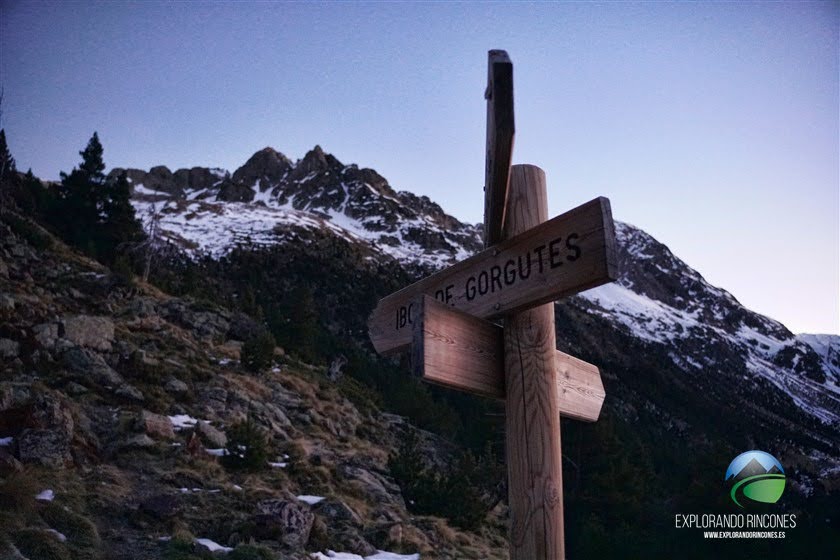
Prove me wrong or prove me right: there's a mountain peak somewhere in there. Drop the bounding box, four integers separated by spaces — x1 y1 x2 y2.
296 145 342 176
231 147 292 187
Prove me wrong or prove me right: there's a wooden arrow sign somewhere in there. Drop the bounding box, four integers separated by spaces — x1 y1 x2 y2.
411 296 605 422
484 49 515 247
368 196 617 355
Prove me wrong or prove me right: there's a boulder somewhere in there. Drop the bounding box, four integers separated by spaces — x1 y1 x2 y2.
326 529 377 557
0 338 19 360
17 429 71 468
140 494 181 519
195 420 227 448
115 384 145 402
337 463 405 509
253 498 314 548
164 378 189 395
137 410 175 440
312 498 363 527
60 315 114 351
32 323 58 349
62 346 124 387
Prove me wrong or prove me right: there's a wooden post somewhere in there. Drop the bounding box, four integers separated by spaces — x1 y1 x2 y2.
503 165 564 559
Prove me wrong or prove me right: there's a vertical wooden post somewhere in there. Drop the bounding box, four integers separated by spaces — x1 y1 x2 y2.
503 165 564 559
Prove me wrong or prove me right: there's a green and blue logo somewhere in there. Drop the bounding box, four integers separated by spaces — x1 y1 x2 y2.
725 450 786 508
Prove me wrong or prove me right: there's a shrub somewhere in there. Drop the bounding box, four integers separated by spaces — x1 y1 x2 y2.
229 543 276 560
221 413 270 472
0 470 40 517
40 502 100 550
4 212 53 250
388 430 502 531
241 331 276 373
14 528 71 560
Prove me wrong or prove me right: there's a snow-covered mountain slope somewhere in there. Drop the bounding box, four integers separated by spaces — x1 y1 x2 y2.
117 146 840 434
580 222 840 428
116 146 480 270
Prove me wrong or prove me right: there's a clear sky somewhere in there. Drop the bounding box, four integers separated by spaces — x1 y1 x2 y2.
1 1 837 334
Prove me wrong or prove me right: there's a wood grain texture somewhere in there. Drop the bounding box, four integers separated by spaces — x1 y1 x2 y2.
412 295 605 421
368 196 616 355
484 49 515 247
503 164 564 559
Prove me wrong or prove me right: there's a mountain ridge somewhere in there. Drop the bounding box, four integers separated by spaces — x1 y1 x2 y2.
113 146 839 431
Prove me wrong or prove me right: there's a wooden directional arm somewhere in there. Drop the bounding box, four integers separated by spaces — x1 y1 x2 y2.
412 295 605 422
484 49 515 247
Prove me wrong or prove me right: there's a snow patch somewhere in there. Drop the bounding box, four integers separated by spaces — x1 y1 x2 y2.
297 495 325 505
195 538 233 552
36 489 55 501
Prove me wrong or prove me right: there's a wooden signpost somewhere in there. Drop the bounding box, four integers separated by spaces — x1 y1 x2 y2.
367 51 617 560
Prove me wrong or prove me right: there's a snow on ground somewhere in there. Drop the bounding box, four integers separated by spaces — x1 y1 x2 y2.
268 461 288 468
45 528 67 542
132 180 475 269
297 495 325 505
582 283 702 345
311 551 420 560
580 281 840 426
195 538 233 552
0 437 12 446
205 448 227 457
168 414 202 430
36 489 55 501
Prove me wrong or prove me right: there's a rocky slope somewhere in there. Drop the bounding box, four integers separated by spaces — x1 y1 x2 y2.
0 217 507 559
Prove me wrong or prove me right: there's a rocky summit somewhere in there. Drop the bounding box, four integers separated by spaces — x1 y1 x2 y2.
112 146 482 270
0 145 838 559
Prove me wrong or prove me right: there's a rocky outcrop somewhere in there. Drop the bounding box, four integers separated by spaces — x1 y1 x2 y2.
137 410 175 440
61 315 114 351
253 498 314 548
232 147 293 188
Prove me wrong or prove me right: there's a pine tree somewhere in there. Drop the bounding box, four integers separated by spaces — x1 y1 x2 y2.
0 129 16 205
51 133 145 263
100 172 144 263
0 129 15 183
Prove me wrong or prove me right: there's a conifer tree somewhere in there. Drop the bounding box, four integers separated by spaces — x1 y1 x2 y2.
0 129 16 205
0 129 15 183
52 132 145 263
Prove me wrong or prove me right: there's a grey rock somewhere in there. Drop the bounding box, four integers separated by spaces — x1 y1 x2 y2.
115 384 145 402
32 323 59 349
62 346 124 387
164 378 189 395
0 293 14 311
122 434 156 449
60 315 114 351
337 463 405 509
17 429 71 468
137 410 175 440
140 494 181 519
65 382 88 395
195 420 227 448
0 338 19 360
128 297 158 318
329 529 377 557
253 498 314 548
313 498 363 527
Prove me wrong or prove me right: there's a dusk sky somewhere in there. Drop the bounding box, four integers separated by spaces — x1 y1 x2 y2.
1 1 837 334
